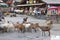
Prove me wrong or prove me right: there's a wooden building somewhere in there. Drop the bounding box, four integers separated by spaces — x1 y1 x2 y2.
42 0 60 6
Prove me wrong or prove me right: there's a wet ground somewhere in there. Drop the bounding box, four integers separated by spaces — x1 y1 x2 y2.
0 14 60 40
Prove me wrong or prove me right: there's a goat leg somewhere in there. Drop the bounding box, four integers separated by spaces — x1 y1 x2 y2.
48 30 50 36
34 28 37 32
42 31 43 36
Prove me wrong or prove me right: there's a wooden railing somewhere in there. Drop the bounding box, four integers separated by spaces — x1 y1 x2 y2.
46 14 60 23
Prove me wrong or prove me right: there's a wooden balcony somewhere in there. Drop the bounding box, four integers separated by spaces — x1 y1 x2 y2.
16 3 45 7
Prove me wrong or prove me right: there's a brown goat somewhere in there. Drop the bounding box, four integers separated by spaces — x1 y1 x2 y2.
39 26 51 36
12 22 25 33
0 27 7 33
46 19 53 26
29 23 39 32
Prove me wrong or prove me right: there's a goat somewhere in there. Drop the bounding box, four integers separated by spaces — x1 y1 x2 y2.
39 26 51 36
